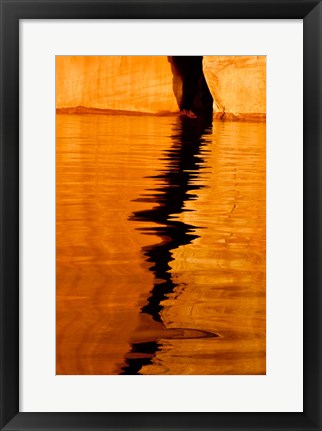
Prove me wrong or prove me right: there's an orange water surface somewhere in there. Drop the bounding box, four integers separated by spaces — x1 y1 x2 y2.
56 114 266 375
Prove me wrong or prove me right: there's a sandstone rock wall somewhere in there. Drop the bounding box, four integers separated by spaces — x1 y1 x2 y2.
56 56 179 114
203 56 266 119
56 56 266 118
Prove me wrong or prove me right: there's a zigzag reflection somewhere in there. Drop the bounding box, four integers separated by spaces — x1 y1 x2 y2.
121 115 213 374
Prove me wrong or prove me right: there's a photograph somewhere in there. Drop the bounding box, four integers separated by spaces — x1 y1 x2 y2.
56 55 266 375
2 0 321 428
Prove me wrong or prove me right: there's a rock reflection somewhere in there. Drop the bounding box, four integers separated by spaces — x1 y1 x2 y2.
121 116 215 375
56 114 266 375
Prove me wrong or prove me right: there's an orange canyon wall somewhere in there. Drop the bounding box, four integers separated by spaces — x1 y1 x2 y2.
56 56 266 119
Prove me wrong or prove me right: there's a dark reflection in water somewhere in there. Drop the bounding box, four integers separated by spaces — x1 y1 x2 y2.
56 114 266 376
121 115 214 375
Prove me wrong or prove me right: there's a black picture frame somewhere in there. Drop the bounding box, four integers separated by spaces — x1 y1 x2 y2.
1 0 321 430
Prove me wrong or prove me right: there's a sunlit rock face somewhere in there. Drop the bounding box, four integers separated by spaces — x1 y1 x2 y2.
56 56 179 114
56 56 266 118
203 56 266 120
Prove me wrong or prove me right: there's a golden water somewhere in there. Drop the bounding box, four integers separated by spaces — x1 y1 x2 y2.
56 114 266 375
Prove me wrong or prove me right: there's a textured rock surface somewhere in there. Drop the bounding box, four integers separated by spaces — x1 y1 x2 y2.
56 56 179 114
56 56 266 118
203 56 266 119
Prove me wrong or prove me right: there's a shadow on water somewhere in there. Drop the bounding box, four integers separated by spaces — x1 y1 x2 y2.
120 114 215 375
